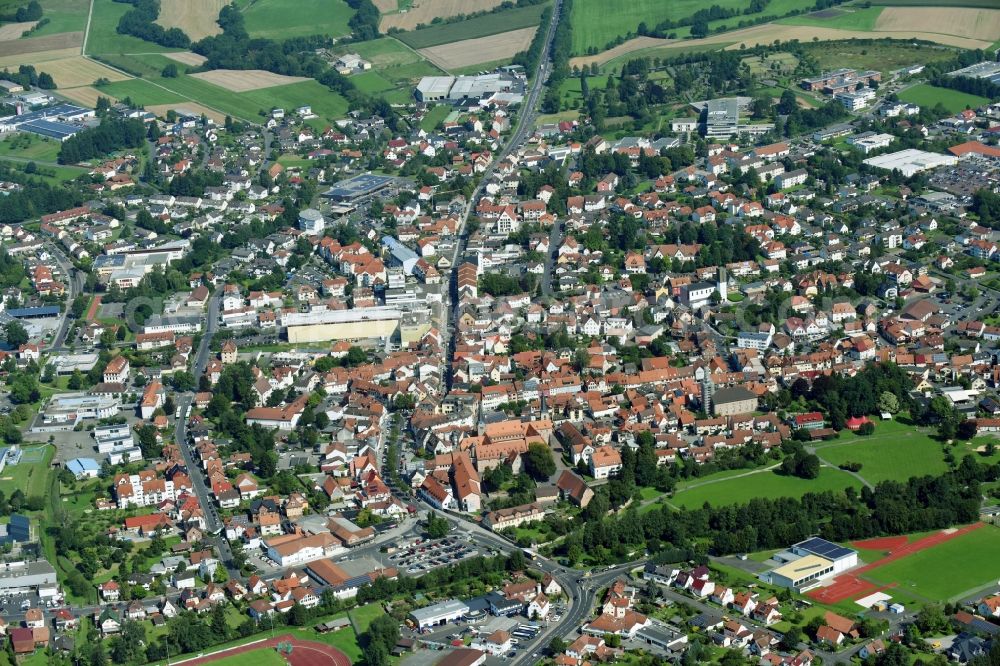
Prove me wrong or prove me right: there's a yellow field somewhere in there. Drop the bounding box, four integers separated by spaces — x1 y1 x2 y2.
147 102 226 124
0 21 38 41
570 23 993 68
155 0 228 41
379 0 507 32
0 33 82 59
58 85 117 106
874 7 1000 42
163 51 208 66
418 26 537 70
189 69 309 92
372 0 396 11
31 56 129 88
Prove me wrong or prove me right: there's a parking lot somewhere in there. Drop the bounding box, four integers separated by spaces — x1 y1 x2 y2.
388 536 478 575
413 609 566 663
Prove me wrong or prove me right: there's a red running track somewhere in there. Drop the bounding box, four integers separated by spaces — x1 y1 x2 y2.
173 634 351 666
851 535 907 551
809 523 985 604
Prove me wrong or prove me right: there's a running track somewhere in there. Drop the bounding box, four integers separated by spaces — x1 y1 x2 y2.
173 634 351 666
809 523 986 603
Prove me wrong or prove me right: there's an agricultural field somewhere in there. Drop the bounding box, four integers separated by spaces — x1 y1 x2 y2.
670 467 862 509
813 421 949 484
418 26 537 70
863 525 1000 601
241 0 353 40
155 0 227 41
34 55 128 88
84 0 182 54
0 21 38 41
190 69 310 92
58 85 117 106
379 0 506 32
100 76 349 123
871 0 1000 6
163 51 207 66
874 6 1000 42
778 6 885 31
333 37 442 95
899 83 990 113
396 3 547 49
0 35 80 60
20 0 89 37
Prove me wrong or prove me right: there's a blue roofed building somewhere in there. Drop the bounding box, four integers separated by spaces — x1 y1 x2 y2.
381 236 419 275
67 457 101 480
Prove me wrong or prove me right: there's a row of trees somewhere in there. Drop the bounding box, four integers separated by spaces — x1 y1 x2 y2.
0 0 41 22
0 64 53 89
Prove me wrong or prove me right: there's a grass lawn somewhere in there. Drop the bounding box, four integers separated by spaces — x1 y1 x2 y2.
899 84 990 114
242 0 353 40
863 525 1000 602
396 3 548 49
85 0 181 55
0 446 53 499
0 160 87 182
813 422 948 484
419 104 451 131
778 6 883 31
351 71 396 95
870 0 1000 5
671 467 861 509
197 648 285 666
0 135 61 162
348 602 384 634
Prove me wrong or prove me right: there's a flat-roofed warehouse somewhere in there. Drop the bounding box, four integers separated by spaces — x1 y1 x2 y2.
863 148 957 177
408 599 470 630
415 76 455 102
283 307 401 343
321 173 396 202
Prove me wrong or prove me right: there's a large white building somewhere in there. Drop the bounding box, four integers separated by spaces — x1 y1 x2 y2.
408 599 470 630
863 149 958 177
763 537 858 591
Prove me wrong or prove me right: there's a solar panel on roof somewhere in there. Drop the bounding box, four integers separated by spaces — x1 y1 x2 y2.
796 537 854 560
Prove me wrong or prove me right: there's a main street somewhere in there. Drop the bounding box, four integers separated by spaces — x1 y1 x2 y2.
441 0 563 388
48 244 86 352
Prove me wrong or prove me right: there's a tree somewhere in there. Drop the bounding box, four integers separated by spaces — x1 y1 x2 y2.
523 443 556 481
161 63 178 78
878 391 899 414
424 512 449 539
3 321 27 347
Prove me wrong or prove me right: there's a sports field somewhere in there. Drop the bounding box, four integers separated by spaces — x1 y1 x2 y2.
899 83 990 113
813 420 948 484
0 446 53 499
863 524 1000 601
175 635 351 666
396 3 547 49
242 0 353 40
671 467 861 509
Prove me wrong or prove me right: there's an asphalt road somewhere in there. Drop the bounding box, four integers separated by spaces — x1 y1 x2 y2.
48 244 86 351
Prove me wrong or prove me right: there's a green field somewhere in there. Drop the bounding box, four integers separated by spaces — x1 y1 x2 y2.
871 0 1000 5
671 467 862 509
85 0 181 55
0 135 61 162
864 525 1000 601
195 649 285 666
347 603 384 634
22 0 89 37
899 84 990 114
419 104 451 131
351 70 395 95
0 446 53 499
793 40 960 74
101 76 349 123
396 3 548 49
778 6 884 31
814 421 949 484
241 0 353 40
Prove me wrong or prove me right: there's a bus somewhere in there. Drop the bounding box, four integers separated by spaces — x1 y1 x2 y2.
522 548 536 560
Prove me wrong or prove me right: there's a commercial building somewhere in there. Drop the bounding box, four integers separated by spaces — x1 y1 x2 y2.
298 208 325 234
0 560 57 594
322 173 396 202
382 235 419 275
415 74 520 103
0 103 94 140
265 532 344 567
847 132 894 154
434 648 486 666
409 599 470 630
948 61 1000 85
863 149 958 177
415 76 455 102
284 307 402 343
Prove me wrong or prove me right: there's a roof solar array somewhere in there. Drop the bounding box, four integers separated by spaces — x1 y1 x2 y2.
795 537 855 560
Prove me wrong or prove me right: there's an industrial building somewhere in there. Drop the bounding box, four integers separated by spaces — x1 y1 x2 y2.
322 173 396 202
763 538 858 591
0 103 94 141
415 74 521 104
863 149 958 177
0 560 57 594
408 599 470 629
948 61 1000 85
283 307 402 343
41 393 120 426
